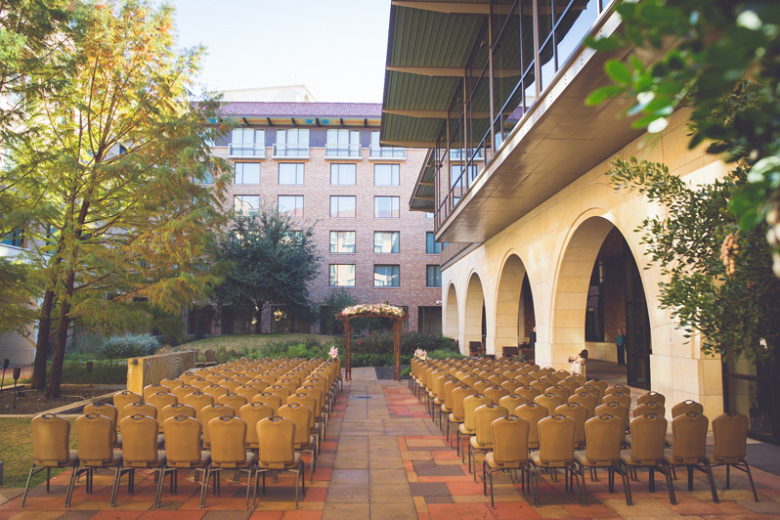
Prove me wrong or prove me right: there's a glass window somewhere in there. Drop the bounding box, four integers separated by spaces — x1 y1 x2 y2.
330 196 356 218
278 163 304 185
329 231 356 253
1 229 24 247
374 265 400 287
374 231 400 253
275 129 309 157
330 163 356 185
197 170 214 185
234 195 260 216
450 164 479 187
425 212 434 219
374 164 400 186
370 131 405 158
234 162 260 184
374 196 400 218
326 129 361 157
426 232 442 254
278 195 304 217
283 230 304 244
230 128 264 157
426 265 442 287
329 264 355 286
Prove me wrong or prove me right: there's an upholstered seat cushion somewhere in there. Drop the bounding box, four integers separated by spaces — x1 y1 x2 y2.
258 451 301 470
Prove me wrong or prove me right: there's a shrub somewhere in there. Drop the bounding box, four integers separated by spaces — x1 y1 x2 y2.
350 331 457 357
61 360 126 384
99 334 159 359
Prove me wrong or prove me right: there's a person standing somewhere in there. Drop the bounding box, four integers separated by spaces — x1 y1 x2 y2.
616 328 625 366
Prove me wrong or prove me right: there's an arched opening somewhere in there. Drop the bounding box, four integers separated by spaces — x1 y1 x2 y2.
553 217 651 389
495 255 536 358
444 283 459 342
464 273 486 356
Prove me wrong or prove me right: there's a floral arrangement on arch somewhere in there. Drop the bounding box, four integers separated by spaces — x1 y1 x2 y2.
413 348 428 361
336 303 405 320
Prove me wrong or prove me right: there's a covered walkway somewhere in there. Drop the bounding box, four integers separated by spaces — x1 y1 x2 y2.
2 367 780 519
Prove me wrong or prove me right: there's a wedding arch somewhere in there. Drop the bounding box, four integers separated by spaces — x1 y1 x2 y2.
336 303 406 381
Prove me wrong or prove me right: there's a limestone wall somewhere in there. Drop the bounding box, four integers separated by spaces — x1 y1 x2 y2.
126 351 197 394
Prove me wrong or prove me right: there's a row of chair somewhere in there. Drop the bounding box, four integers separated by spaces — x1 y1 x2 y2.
22 356 342 509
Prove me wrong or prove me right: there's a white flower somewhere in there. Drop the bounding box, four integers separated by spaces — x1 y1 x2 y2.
328 346 339 360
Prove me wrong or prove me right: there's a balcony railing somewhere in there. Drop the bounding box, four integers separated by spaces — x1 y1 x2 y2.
325 144 362 158
273 145 310 159
228 144 265 158
369 146 405 159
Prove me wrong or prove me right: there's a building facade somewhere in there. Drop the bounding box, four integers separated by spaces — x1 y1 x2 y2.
379 0 778 442
199 101 442 335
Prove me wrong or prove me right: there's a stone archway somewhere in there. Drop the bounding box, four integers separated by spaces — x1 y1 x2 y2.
464 272 486 356
444 283 459 342
494 254 535 356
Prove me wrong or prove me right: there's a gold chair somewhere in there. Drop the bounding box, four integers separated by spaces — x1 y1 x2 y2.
200 403 236 449
65 413 123 507
637 391 666 407
159 378 183 391
514 402 548 450
84 402 120 446
671 400 704 418
278 403 317 480
665 411 719 503
122 401 157 420
159 403 196 432
534 392 563 415
621 413 676 504
483 415 534 508
202 383 229 400
157 414 210 507
234 384 261 402
113 390 142 425
568 392 597 418
531 414 585 505
146 391 177 415
545 384 571 402
254 416 305 509
595 401 629 441
498 394 528 417
530 380 550 395
143 384 169 401
483 385 509 405
500 379 521 394
575 414 632 505
172 383 198 402
468 403 507 482
602 391 631 410
514 385 540 404
202 416 257 509
575 383 602 403
239 402 274 450
252 391 283 412
632 401 665 419
446 386 474 447
217 391 248 411
554 402 587 449
604 384 630 397
111 414 165 507
458 393 490 460
708 412 758 501
182 391 214 419
21 414 78 506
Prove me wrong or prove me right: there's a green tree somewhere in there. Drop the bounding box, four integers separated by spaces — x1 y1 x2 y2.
213 209 321 334
4 0 230 397
587 0 780 274
607 157 779 361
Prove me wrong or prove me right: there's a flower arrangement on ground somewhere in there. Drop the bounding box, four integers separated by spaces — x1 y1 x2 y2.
336 303 405 319
414 348 428 361
328 346 340 360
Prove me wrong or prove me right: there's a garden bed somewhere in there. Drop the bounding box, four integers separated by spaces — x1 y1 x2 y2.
0 385 119 415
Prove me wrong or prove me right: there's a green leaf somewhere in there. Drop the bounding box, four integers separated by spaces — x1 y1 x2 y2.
604 60 632 85
585 85 626 106
585 35 622 52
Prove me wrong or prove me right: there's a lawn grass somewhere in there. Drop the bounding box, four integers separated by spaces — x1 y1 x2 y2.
182 333 338 352
0 417 76 488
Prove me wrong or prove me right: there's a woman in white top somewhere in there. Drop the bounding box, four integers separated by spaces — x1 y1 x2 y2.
568 348 588 377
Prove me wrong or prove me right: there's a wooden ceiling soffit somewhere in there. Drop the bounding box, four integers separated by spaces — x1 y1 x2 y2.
386 66 522 78
381 139 438 147
392 1 514 16
384 109 491 118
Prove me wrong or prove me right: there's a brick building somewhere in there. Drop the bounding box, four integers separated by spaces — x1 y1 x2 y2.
193 100 442 335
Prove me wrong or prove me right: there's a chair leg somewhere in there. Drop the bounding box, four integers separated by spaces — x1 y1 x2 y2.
200 466 211 508
110 465 123 508
64 465 82 507
46 467 51 492
154 466 166 509
703 461 719 503
740 460 759 502
726 464 730 489
619 463 633 506
20 464 38 507
244 466 254 510
664 463 677 505
488 468 495 508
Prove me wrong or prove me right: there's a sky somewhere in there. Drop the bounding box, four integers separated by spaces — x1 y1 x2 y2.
167 0 392 103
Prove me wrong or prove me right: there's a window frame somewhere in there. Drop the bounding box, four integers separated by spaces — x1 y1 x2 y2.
374 196 400 218
374 163 400 186
233 195 260 216
329 264 356 287
278 162 304 185
373 264 400 287
426 232 442 254
234 162 261 185
426 265 442 287
277 195 304 217
330 163 357 186
329 231 356 254
330 195 357 218
373 231 400 253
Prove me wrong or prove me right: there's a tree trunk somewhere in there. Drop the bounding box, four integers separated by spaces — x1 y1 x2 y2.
254 306 262 334
46 271 74 399
30 289 55 390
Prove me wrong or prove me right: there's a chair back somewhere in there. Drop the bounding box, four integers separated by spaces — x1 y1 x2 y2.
554 402 587 447
143 384 169 401
75 413 115 465
257 416 296 469
160 378 183 390
636 391 666 407
298 385 325 416
278 403 313 447
671 411 709 463
209 416 249 468
584 414 623 463
545 384 571 401
119 414 160 467
712 412 748 462
462 394 491 431
252 392 283 412
202 383 229 400
84 402 118 425
239 402 274 449
529 380 550 395
172 383 197 401
123 401 157 420
515 385 540 403
632 401 665 418
162 415 203 467
234 384 261 402
594 401 629 434
218 378 241 392
491 415 530 465
146 391 177 413
113 390 142 422
498 394 528 414
602 391 631 409
31 414 71 465
534 392 563 415
483 385 509 405
500 379 521 394
450 386 474 421
671 400 703 418
514 402 549 448
266 384 291 401
182 391 214 418
217 391 248 411
200 403 236 445
628 413 667 464
604 384 630 397
159 403 196 425
474 404 508 446
537 414 575 465
287 392 318 417
575 383 602 402
568 392 597 417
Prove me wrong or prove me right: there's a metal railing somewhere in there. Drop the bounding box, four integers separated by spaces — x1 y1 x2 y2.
325 144 362 158
370 146 406 159
273 145 310 159
228 144 265 158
